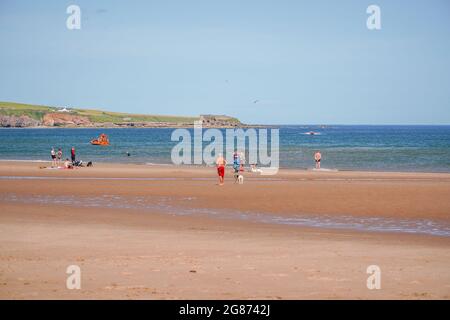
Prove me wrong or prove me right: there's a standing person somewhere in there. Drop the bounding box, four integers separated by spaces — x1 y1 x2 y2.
239 151 245 172
71 147 76 164
233 151 241 183
314 151 322 169
50 148 56 167
57 148 63 167
216 153 227 186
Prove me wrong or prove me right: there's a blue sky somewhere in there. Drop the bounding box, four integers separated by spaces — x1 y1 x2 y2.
0 0 449 124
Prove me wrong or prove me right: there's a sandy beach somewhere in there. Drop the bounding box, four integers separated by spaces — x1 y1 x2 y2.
1 161 449 299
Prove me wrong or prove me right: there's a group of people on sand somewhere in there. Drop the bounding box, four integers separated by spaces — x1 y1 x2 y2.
50 145 322 177
215 150 323 184
50 147 76 169
215 151 245 186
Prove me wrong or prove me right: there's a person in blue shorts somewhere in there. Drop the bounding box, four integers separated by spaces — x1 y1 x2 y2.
233 151 241 183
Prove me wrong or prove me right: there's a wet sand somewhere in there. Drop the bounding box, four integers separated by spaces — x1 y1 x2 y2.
0 161 449 299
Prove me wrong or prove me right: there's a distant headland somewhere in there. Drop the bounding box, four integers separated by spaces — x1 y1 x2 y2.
0 101 250 128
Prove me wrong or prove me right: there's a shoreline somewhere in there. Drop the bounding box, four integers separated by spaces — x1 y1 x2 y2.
2 188 448 238
2 159 450 175
1 160 450 229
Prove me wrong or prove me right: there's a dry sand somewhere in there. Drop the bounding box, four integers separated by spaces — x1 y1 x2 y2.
0 161 449 299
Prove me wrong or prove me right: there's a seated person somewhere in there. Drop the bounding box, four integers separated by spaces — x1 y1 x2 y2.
64 158 73 169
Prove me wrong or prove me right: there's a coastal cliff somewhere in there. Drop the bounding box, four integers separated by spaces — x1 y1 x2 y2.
0 102 246 128
42 113 91 126
0 115 40 127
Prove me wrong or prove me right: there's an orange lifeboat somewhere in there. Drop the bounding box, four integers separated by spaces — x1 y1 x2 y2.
91 133 110 146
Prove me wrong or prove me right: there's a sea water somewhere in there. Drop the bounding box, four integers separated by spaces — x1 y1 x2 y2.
0 125 450 172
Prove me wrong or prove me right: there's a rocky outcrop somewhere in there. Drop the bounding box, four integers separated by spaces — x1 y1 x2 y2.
42 113 91 127
200 115 240 127
0 115 40 127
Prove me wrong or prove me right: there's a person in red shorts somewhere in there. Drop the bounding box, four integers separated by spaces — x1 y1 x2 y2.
216 153 227 186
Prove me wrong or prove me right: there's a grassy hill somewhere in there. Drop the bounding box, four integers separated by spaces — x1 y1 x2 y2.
0 101 52 120
0 101 199 124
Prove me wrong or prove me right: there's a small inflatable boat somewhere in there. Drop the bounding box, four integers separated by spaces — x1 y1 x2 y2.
91 133 110 146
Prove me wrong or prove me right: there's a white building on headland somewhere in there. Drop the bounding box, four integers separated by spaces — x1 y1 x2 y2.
57 107 72 113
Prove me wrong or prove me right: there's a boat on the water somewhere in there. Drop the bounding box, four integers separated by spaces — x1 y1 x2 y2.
91 133 110 146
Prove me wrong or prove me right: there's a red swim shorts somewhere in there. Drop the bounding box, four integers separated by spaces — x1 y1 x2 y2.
217 166 225 177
